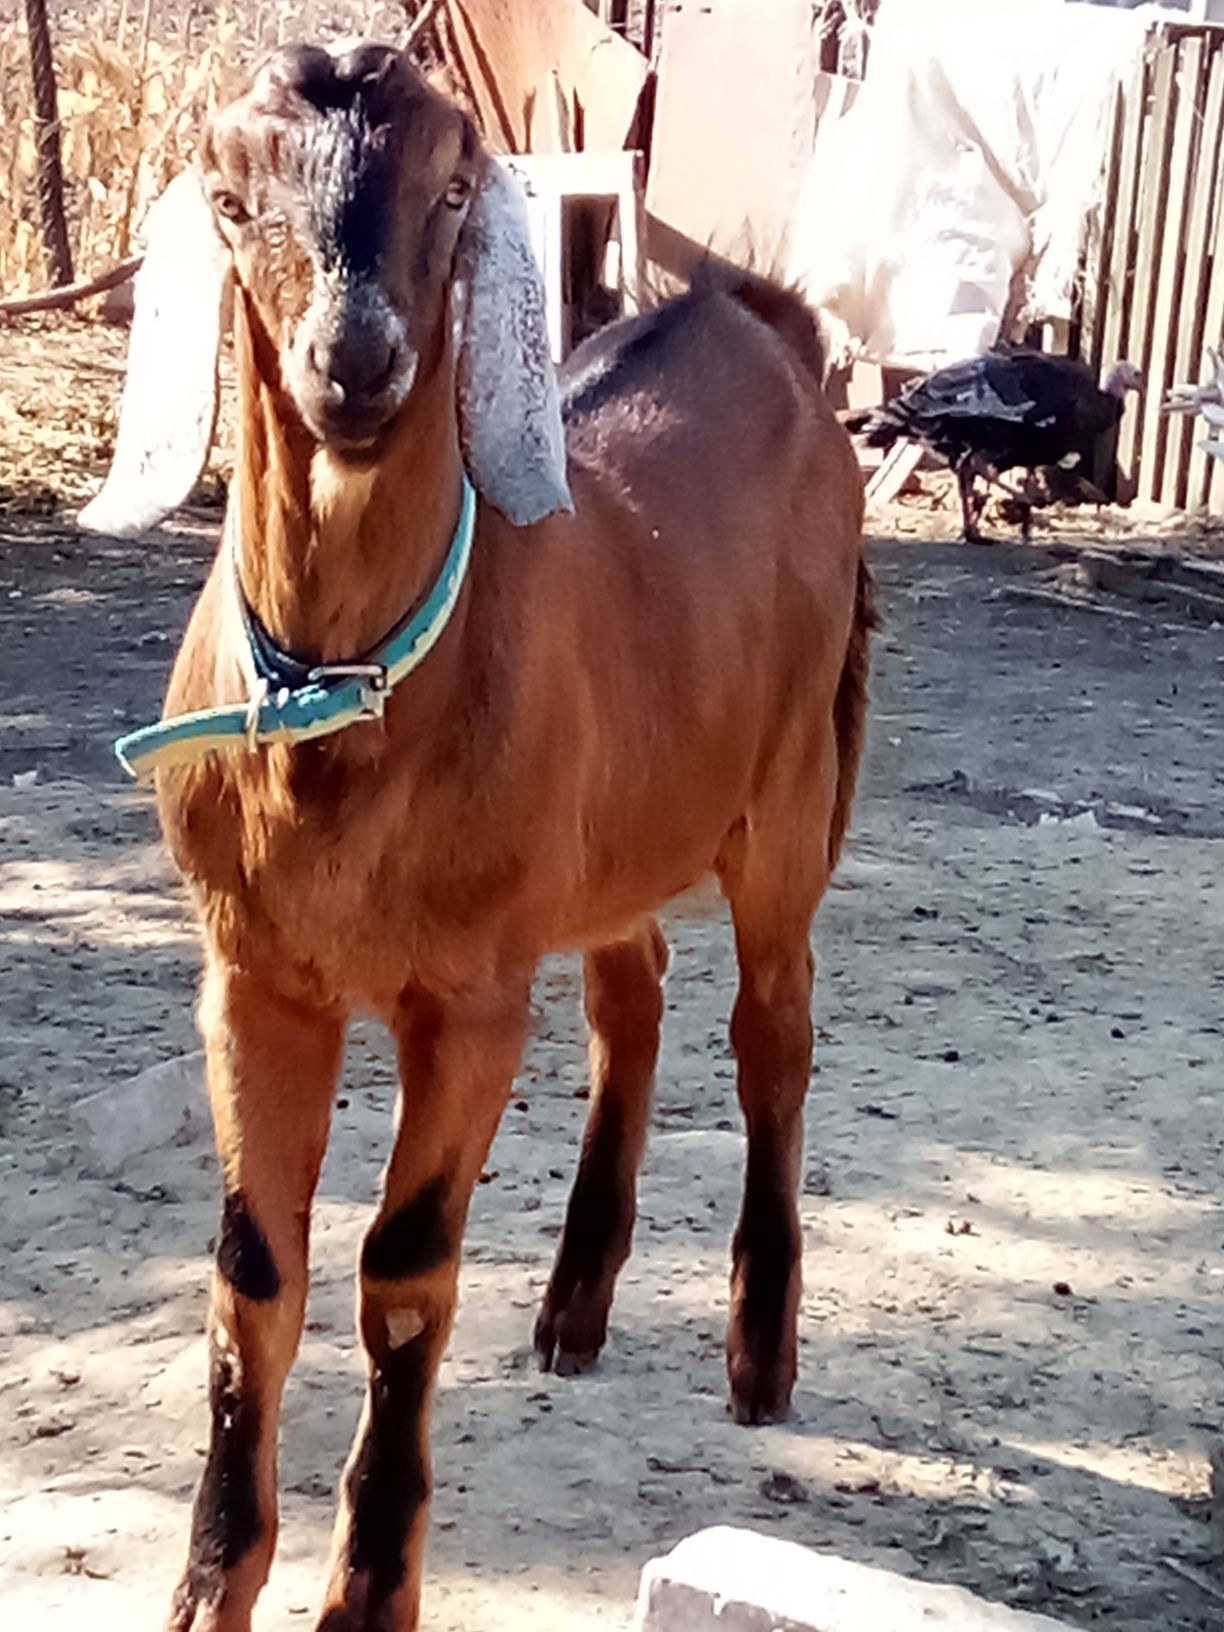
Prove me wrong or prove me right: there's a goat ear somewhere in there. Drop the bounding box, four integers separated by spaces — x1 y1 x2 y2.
455 161 573 527
78 169 230 536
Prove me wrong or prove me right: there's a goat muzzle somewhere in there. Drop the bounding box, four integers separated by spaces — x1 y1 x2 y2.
296 322 414 448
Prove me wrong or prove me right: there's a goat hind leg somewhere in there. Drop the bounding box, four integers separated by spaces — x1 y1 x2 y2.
169 966 345 1632
535 919 667 1374
319 980 529 1632
719 804 828 1427
726 918 815 1424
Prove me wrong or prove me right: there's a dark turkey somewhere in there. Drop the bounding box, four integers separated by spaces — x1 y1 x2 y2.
852 350 1142 542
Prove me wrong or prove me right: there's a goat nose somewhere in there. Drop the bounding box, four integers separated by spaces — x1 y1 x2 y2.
310 336 398 407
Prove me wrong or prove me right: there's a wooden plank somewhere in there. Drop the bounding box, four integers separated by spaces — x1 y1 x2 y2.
1118 43 1176 496
1142 36 1203 502
1209 268 1224 512
1171 43 1224 509
1201 52 1224 508
1101 55 1149 426
1079 78 1126 374
865 441 924 505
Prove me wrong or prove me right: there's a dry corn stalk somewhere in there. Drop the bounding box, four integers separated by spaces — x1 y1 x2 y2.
0 18 244 298
1 3 426 302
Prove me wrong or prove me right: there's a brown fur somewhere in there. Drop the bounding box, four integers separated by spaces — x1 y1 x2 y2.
151 46 872 1632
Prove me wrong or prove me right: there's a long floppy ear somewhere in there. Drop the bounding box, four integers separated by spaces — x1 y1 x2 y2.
455 160 573 527
77 169 231 536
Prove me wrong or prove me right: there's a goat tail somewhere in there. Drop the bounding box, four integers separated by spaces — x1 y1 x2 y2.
828 556 878 873
701 264 828 384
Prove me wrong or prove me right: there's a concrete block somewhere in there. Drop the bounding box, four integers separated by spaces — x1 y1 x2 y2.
70 1052 208 1177
633 1527 1070 1632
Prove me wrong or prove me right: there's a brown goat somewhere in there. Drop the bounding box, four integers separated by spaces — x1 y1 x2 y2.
81 42 872 1632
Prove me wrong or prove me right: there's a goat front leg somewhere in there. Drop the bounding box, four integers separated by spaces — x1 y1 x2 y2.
170 964 346 1632
535 918 668 1373
318 979 530 1632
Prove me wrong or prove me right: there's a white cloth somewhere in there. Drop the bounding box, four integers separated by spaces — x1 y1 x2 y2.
788 0 1153 370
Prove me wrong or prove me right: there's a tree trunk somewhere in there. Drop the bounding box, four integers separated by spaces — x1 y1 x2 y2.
24 0 74 287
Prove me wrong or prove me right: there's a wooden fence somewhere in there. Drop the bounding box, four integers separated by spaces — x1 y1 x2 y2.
1078 22 1224 514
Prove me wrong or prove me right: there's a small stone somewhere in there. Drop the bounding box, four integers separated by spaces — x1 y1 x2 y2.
759 1472 808 1505
33 1416 74 1439
70 1052 207 1177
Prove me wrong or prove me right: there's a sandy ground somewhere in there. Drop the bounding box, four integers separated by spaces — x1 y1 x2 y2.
1 324 1223 1630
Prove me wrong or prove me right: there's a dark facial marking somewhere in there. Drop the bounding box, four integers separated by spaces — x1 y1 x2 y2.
361 1175 452 1282
344 1337 431 1600
261 46 407 281
181 1343 264 1599
303 103 399 279
217 1190 281 1303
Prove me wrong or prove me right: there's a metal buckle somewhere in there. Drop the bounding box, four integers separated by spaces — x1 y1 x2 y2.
307 662 389 721
244 677 270 747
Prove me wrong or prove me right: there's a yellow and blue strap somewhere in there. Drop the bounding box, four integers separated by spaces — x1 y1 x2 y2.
115 476 477 781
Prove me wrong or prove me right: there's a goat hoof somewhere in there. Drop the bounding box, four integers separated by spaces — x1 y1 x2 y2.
533 1281 611 1376
167 1581 220 1632
726 1349 796 1427
553 1344 600 1377
533 1317 557 1372
729 1391 792 1427
167 1591 198 1632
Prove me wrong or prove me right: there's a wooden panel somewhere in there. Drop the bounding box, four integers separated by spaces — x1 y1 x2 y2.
1117 43 1175 493
1074 22 1224 515
1207 168 1224 510
1141 36 1202 502
1100 55 1150 460
646 1 827 272
1079 78 1126 374
1170 43 1224 509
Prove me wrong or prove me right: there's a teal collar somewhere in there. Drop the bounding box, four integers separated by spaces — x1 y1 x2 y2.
115 475 477 780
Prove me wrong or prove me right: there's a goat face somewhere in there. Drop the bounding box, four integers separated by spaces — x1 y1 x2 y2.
78 44 571 537
201 43 474 450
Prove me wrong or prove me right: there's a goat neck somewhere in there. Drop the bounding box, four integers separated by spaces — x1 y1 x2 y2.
230 290 466 667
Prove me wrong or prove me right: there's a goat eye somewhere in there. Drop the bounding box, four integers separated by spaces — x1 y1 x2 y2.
444 177 472 210
214 191 250 224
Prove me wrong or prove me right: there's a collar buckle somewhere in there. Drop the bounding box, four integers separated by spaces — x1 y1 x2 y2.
308 661 390 721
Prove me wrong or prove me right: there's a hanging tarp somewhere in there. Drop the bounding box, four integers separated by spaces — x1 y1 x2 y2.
787 0 1153 370
644 0 844 278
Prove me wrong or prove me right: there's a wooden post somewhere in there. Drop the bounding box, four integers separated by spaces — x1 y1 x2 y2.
1142 36 1202 503
1101 56 1148 437
1078 78 1125 376
1166 42 1224 510
1117 43 1175 497
23 0 73 288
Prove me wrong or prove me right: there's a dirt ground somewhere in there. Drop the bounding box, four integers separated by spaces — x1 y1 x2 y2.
1 322 1223 1632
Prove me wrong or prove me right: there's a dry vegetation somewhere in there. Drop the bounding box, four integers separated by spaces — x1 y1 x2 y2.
1 2 418 296
0 2 423 508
